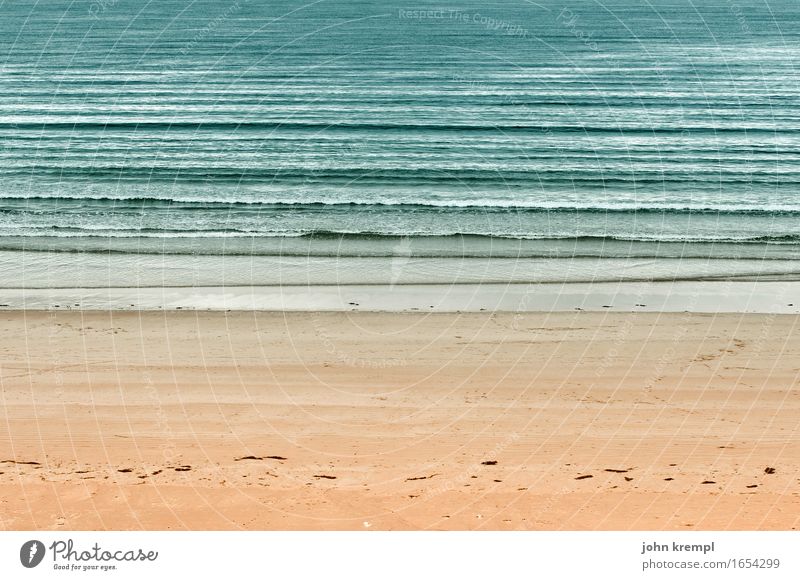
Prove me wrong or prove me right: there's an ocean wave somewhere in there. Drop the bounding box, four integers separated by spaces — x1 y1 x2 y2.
2 196 800 215
2 121 799 136
1 230 799 245
1 166 798 184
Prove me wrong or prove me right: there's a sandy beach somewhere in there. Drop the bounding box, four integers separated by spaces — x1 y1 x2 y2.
1 310 797 530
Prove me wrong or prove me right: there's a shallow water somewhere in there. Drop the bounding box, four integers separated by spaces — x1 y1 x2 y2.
1 0 799 287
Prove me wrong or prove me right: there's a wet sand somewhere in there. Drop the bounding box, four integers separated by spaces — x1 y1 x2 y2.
4 280 800 313
0 311 798 530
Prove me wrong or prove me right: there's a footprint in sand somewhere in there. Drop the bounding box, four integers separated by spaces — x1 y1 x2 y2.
1 459 41 466
405 474 438 481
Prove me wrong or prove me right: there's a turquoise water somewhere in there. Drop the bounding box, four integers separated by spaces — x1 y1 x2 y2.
1 0 799 286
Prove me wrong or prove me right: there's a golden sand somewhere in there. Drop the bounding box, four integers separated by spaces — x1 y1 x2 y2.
1 311 798 530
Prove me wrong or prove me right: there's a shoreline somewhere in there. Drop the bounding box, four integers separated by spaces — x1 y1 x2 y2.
2 280 799 313
1 310 798 530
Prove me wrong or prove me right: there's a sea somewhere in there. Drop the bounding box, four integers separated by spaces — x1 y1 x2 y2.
1 0 799 294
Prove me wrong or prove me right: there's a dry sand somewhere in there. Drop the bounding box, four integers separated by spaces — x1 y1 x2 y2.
0 310 798 530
